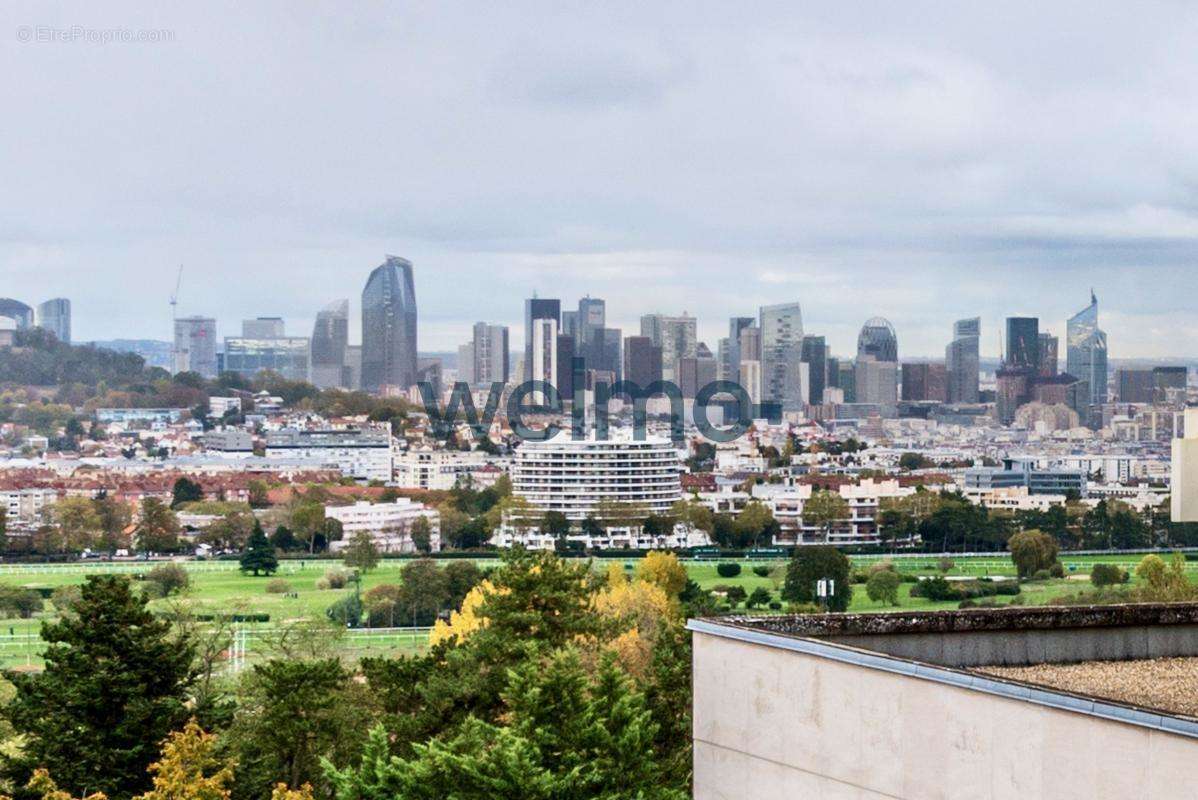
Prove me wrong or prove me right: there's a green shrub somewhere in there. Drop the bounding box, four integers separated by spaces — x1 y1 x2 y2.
995 582 1022 596
144 563 190 598
1031 569 1052 581
324 569 350 589
752 566 771 578
0 586 45 619
264 579 292 594
314 578 331 590
326 594 363 627
910 575 961 602
1090 563 1128 587
716 563 741 578
1049 561 1065 579
768 601 782 610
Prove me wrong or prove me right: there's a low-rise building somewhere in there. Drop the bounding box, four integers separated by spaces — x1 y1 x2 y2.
393 448 506 490
264 427 393 482
325 499 440 553
964 458 1087 496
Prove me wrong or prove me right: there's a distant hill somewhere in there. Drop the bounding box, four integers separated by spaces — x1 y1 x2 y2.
89 339 172 369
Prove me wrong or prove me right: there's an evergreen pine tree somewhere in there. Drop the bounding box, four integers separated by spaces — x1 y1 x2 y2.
240 520 280 576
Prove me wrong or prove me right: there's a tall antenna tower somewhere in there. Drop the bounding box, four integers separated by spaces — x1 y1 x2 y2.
169 265 183 371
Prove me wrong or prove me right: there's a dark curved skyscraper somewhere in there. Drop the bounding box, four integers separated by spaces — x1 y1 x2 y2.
0 298 34 330
361 256 417 392
857 317 898 362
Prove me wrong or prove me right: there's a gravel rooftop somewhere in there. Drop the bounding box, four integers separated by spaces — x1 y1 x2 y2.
978 658 1198 718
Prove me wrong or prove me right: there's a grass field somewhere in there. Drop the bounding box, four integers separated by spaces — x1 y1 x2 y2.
0 552 1184 669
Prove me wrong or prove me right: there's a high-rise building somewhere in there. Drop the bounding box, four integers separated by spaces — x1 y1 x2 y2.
555 333 574 400
678 343 718 398
857 318 898 362
1066 291 1108 408
361 255 418 392
1038 333 1059 378
624 336 662 388
759 303 804 412
738 326 762 363
855 356 898 405
837 362 857 403
577 296 605 352
1005 317 1040 371
36 298 70 343
0 299 34 330
726 316 756 383
524 297 561 381
640 313 697 382
901 363 947 402
739 360 762 406
1154 367 1188 403
223 336 311 382
800 335 827 406
946 317 981 404
242 317 286 338
470 322 510 386
561 310 579 340
531 317 558 404
311 299 349 388
1118 369 1155 404
173 316 218 377
457 341 476 385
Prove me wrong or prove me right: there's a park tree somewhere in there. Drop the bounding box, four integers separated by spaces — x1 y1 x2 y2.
226 658 365 799
93 494 132 553
636 551 688 597
541 510 572 551
0 506 6 551
247 479 271 509
136 498 182 553
1 576 195 799
409 516 433 554
443 561 484 609
138 719 236 800
802 491 850 543
289 501 326 554
865 569 901 606
343 531 381 574
171 477 205 509
199 511 255 552
396 558 450 626
241 520 280 576
734 501 776 549
781 546 852 611
48 497 100 553
1007 530 1059 578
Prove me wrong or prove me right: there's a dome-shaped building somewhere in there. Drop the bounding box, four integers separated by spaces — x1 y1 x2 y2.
0 298 33 330
857 317 898 362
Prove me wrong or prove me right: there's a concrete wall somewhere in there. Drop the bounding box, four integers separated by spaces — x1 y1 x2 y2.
824 623 1198 668
693 631 1197 800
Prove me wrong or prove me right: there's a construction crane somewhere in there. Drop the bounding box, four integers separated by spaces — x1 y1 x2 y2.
169 265 183 371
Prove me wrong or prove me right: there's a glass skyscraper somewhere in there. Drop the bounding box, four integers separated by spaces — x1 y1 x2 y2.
37 298 71 343
361 255 418 392
311 299 349 388
1066 291 1108 407
760 302 804 412
946 317 980 403
524 297 561 381
856 317 898 362
1004 317 1040 370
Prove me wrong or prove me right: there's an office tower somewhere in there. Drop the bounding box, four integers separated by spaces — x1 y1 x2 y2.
1038 333 1059 378
344 345 362 390
726 316 756 381
946 317 981 404
717 338 730 381
1005 317 1040 370
856 318 898 362
1117 369 1155 404
555 334 574 400
1066 291 1108 408
739 360 762 406
1154 366 1188 403
624 336 662 388
759 303 804 412
173 316 217 377
311 299 349 388
901 363 947 402
223 336 311 382
243 317 286 338
457 341 476 384
0 299 34 330
678 343 718 398
800 335 827 405
524 297 561 381
417 358 442 396
738 326 762 363
995 369 1031 425
530 317 558 404
561 310 579 340
838 362 857 403
36 298 71 343
361 255 418 392
577 296 605 350
640 313 697 382
471 322 510 385
855 356 899 405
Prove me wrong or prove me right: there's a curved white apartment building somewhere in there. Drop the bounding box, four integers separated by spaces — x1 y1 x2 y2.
500 433 686 549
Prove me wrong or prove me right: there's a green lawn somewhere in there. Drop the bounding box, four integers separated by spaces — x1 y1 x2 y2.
0 551 1180 669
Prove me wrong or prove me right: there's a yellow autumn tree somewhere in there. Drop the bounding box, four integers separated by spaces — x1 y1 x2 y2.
22 770 107 800
136 719 235 800
270 785 314 800
592 566 677 675
429 579 500 647
635 551 687 597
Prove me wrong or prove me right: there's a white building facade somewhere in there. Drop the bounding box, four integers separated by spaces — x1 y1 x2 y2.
325 499 441 553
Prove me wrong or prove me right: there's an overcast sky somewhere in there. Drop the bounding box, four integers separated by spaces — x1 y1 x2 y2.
3 2 1198 359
